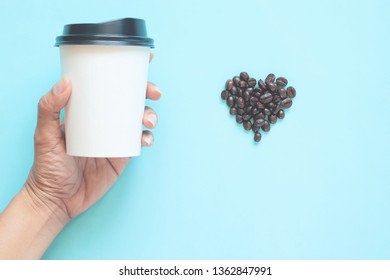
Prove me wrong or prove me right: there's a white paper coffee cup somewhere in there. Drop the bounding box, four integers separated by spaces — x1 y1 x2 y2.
55 18 154 157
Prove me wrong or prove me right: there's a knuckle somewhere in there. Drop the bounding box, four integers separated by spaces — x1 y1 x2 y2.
38 95 51 113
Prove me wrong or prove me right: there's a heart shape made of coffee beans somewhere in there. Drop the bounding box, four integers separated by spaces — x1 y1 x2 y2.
221 72 296 142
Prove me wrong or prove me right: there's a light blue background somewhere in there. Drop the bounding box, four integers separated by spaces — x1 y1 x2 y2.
0 0 389 259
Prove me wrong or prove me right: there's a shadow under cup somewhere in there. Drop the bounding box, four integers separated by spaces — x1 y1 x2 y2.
55 18 154 157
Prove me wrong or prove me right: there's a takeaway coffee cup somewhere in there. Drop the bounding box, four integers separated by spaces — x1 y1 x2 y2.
55 18 154 157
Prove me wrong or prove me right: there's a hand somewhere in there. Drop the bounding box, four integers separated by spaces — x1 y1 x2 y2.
0 55 161 259
23 73 161 226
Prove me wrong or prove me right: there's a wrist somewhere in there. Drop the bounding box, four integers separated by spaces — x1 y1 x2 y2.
0 186 68 259
22 179 71 229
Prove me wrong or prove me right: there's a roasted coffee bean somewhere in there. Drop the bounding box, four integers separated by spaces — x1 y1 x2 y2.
258 79 267 91
278 88 287 99
254 112 265 119
236 88 243 97
254 118 266 127
250 96 259 105
253 91 261 98
230 86 238 95
245 105 253 113
237 97 245 109
233 76 241 86
243 121 252 130
230 107 237 115
237 108 245 115
281 98 293 108
253 115 262 121
252 126 260 133
236 114 243 123
243 90 251 101
221 90 229 100
243 114 251 121
276 77 288 87
265 73 276 83
273 104 281 115
273 95 281 103
260 92 273 104
267 102 276 109
263 108 271 115
266 81 278 92
269 114 277 124
287 86 296 98
261 121 271 132
239 80 247 88
255 102 265 109
252 107 260 115
226 79 233 90
254 132 262 142
277 109 285 119
227 96 235 107
246 87 254 95
240 72 249 81
248 78 257 87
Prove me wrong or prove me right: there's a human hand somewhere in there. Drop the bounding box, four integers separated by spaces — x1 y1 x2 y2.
0 55 161 259
23 71 161 226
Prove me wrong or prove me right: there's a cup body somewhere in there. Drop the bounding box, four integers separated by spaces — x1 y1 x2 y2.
60 44 150 157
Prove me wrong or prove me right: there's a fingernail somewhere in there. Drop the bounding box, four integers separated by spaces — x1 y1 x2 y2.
144 134 153 146
147 113 157 128
150 82 162 98
53 77 69 95
153 86 162 98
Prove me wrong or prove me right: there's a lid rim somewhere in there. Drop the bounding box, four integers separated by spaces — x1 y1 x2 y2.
55 36 154 48
55 18 154 48
55 41 154 47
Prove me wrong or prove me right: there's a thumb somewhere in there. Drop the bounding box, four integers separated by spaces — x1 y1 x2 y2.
35 77 71 142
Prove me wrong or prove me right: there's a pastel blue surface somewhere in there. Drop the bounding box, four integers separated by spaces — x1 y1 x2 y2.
0 0 389 259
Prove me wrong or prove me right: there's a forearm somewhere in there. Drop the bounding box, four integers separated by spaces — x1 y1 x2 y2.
0 186 67 259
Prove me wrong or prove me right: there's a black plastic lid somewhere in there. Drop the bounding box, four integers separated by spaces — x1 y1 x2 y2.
55 18 154 47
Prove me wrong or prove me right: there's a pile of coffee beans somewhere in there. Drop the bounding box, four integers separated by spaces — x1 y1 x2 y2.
221 72 296 142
